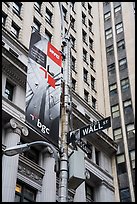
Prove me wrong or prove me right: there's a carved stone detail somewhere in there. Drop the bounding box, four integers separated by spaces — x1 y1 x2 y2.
4 118 29 137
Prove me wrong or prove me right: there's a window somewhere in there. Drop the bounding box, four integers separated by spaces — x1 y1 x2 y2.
88 20 93 33
104 12 111 21
91 75 95 90
13 2 22 15
106 45 114 55
83 68 88 82
90 56 94 70
89 37 93 50
119 188 131 202
116 154 127 175
62 6 67 21
34 2 42 12
83 49 87 62
113 128 122 140
5 80 14 101
46 8 52 24
114 5 121 14
88 4 92 16
33 18 41 32
70 16 75 30
92 96 96 109
121 78 129 91
95 148 100 165
82 12 86 25
117 39 125 50
45 29 52 42
130 150 135 169
126 123 135 137
108 63 115 76
109 83 117 96
71 56 76 70
72 78 76 90
11 22 20 38
119 58 127 70
116 22 123 34
86 184 94 202
2 12 7 26
70 35 75 49
82 2 85 7
15 181 36 202
82 29 87 44
9 48 19 58
84 89 89 102
105 28 112 39
111 104 120 118
123 100 132 114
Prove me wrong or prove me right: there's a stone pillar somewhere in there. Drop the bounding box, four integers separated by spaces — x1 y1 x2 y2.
73 182 86 202
2 118 28 202
36 149 56 202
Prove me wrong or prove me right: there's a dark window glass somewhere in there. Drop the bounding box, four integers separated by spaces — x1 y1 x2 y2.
119 188 131 202
13 2 22 15
5 80 14 101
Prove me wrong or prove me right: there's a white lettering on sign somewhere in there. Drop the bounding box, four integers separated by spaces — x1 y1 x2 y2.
82 122 104 136
49 48 60 59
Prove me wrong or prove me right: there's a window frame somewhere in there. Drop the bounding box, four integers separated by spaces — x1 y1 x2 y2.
111 104 120 118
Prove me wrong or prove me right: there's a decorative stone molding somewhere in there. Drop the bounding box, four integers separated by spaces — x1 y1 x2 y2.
4 118 29 137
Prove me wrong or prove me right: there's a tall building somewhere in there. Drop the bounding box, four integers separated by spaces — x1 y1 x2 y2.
97 2 135 202
2 2 134 202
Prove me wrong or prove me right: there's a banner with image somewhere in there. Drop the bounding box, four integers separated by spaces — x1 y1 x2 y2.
25 30 62 146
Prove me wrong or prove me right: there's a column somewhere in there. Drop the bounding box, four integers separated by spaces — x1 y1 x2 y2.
73 182 86 202
2 118 28 202
36 149 56 202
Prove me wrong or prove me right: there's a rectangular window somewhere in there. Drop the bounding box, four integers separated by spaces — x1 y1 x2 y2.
45 28 52 42
5 80 14 101
91 75 95 90
123 100 132 114
71 56 76 70
82 29 87 44
88 4 92 16
70 16 75 30
111 104 120 118
11 21 20 38
82 12 86 25
90 56 94 70
13 2 22 15
119 58 127 70
109 83 117 96
116 154 127 175
72 78 76 90
92 96 96 109
126 123 135 137
86 184 94 202
83 68 88 82
114 5 121 13
88 20 93 33
116 22 123 34
2 12 7 26
70 35 75 49
62 6 67 21
84 89 89 102
34 2 42 12
113 128 122 140
117 39 125 50
130 150 135 169
108 63 115 76
83 49 87 62
121 78 129 91
106 45 114 55
46 8 52 24
95 148 100 165
89 37 93 50
33 18 41 32
15 182 36 202
105 28 112 39
104 11 111 21
120 188 131 202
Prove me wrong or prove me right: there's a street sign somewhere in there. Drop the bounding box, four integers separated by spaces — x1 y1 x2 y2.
68 116 111 144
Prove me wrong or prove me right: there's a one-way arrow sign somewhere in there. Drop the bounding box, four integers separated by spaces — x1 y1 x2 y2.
67 116 111 144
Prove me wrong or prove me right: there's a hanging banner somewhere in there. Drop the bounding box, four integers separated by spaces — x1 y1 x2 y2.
25 30 62 147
